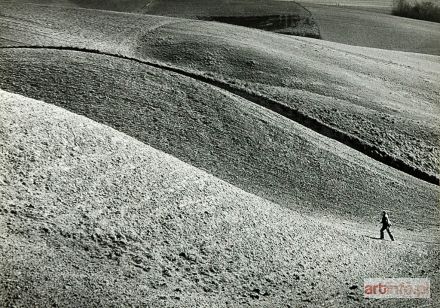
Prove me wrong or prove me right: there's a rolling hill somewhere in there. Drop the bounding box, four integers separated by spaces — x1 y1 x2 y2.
1 89 438 307
0 3 438 182
0 44 438 229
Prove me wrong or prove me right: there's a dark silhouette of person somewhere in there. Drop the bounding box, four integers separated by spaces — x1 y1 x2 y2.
380 211 394 241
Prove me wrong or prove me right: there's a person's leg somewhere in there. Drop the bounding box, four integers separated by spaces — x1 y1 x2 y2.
387 227 395 241
380 226 385 239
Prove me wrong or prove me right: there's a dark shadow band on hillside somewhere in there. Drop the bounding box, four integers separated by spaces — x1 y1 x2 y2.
69 0 148 12
198 15 321 39
0 45 437 186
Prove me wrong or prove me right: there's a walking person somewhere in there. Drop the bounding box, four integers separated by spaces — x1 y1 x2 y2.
380 211 395 241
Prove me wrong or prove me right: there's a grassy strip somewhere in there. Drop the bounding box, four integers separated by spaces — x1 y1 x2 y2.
392 0 440 22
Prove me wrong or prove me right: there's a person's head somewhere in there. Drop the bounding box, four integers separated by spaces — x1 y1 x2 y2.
382 211 387 216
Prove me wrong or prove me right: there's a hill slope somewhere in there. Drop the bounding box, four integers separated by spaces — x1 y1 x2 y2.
0 47 438 231
1 89 439 307
0 3 438 181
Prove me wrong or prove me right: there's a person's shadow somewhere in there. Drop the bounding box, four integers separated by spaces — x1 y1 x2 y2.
364 235 382 240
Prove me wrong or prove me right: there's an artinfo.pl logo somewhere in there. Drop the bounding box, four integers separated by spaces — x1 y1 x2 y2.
364 278 430 298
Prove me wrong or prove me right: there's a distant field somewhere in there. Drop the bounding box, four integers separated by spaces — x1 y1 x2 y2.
295 0 392 6
299 1 440 54
296 0 440 12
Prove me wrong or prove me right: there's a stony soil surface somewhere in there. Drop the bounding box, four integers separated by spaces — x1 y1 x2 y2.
1 90 439 307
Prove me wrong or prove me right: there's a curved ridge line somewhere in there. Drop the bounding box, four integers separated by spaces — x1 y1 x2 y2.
1 45 438 186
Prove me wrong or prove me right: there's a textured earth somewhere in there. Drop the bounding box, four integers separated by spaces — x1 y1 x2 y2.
1 90 439 307
0 1 439 307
